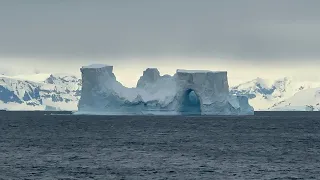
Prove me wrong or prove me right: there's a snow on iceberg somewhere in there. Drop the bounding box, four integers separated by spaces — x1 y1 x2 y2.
77 64 254 115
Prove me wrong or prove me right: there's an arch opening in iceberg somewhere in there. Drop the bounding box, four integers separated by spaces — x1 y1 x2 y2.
179 89 201 115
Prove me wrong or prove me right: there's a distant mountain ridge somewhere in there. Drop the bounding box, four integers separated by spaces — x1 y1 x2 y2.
0 74 81 111
269 87 320 111
231 77 320 110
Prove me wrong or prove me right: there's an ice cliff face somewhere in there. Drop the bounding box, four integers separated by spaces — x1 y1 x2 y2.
78 64 129 112
174 70 229 114
77 64 254 115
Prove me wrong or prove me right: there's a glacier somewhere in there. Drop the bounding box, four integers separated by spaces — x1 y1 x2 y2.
77 64 254 115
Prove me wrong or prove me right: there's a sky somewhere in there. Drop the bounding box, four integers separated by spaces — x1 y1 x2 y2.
1 1 320 87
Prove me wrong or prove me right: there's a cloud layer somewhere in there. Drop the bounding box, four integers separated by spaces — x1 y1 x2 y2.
0 0 320 61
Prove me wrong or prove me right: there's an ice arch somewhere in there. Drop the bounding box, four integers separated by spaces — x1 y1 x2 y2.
179 89 201 115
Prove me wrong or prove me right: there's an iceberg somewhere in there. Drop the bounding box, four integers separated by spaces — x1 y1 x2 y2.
77 64 254 115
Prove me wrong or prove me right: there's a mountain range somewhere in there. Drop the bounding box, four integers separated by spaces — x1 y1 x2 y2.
231 77 320 111
1 74 320 111
0 74 81 111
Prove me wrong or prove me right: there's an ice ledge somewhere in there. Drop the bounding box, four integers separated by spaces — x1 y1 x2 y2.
80 64 114 75
81 64 112 69
176 69 226 73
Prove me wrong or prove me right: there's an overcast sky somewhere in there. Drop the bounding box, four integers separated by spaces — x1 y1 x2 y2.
1 1 320 86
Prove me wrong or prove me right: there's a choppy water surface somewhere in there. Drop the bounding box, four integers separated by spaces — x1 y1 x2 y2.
0 111 320 179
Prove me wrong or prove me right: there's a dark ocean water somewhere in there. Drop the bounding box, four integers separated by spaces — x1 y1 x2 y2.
0 111 320 180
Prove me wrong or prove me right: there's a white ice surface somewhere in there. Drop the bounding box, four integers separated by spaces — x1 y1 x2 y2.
81 64 110 69
176 69 221 73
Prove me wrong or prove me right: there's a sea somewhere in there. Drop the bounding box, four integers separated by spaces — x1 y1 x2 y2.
0 111 319 180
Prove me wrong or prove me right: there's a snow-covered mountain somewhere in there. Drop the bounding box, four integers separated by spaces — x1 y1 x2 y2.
269 88 320 111
231 77 320 110
0 74 81 111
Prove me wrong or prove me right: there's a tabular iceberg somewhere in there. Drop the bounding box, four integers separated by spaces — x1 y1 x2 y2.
77 64 254 115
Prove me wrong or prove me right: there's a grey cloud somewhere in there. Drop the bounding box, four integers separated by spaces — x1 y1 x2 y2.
0 0 320 60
